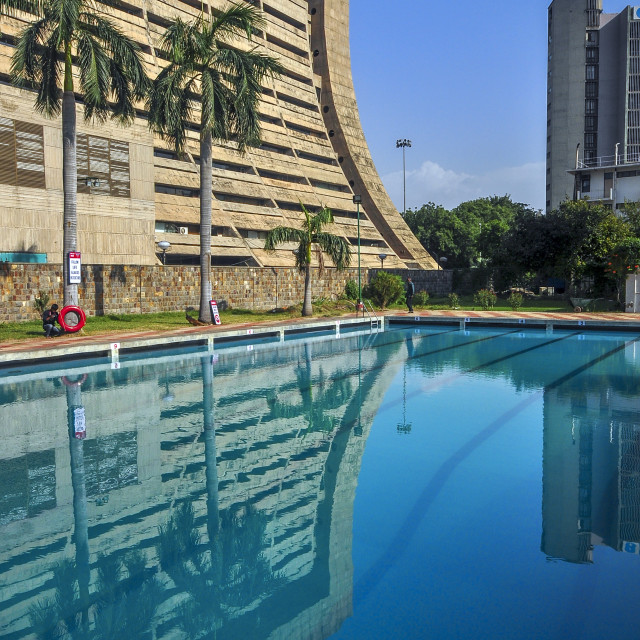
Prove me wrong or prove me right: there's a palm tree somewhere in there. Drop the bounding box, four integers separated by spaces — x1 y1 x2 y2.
265 204 352 316
10 0 149 305
148 2 283 323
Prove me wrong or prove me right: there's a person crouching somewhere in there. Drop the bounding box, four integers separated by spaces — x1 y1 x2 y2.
43 304 62 338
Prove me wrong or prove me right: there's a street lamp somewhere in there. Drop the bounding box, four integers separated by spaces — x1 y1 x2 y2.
396 139 412 213
353 194 363 313
157 240 171 265
440 256 447 270
378 253 387 269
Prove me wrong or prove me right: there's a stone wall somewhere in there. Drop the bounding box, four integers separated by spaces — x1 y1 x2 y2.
0 263 352 322
1 263 453 323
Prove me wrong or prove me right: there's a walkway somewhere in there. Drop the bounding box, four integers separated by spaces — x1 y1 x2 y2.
2 310 640 367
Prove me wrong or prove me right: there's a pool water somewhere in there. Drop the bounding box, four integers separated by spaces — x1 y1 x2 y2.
1 325 640 639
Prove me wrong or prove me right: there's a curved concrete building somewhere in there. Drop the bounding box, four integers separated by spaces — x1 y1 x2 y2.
0 0 435 269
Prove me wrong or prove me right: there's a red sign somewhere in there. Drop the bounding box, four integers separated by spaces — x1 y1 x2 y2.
209 300 222 325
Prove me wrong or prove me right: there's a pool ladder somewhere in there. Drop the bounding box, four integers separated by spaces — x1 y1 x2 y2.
361 299 381 330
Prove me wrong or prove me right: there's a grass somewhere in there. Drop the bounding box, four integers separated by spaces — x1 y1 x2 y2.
0 296 619 344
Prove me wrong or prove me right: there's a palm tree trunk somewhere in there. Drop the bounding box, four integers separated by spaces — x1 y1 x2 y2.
198 130 213 323
62 90 78 306
202 356 219 541
66 384 90 626
302 264 313 316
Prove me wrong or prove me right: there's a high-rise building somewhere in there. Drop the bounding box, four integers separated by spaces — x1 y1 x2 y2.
546 0 640 213
0 0 435 269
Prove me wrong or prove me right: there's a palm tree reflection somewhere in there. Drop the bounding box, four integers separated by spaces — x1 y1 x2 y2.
267 345 352 435
157 499 281 637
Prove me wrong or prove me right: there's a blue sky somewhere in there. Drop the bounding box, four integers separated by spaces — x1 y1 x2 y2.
349 0 630 212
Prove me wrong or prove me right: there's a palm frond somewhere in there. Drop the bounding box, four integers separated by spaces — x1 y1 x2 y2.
159 16 200 64
264 225 305 251
314 232 352 269
81 12 150 102
310 206 333 232
0 0 41 16
47 0 80 45
35 37 63 116
200 66 232 140
209 1 264 43
10 14 49 86
149 66 197 152
76 30 111 120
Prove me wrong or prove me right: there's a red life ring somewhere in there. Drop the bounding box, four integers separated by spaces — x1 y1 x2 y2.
59 305 86 333
62 374 88 387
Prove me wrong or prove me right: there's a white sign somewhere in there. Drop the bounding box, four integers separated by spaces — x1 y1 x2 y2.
68 252 81 284
74 407 86 439
209 300 222 325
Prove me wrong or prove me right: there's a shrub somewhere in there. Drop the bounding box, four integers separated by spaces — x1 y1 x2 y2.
473 288 497 310
363 271 404 308
508 292 524 311
344 279 359 300
413 290 430 307
34 290 50 316
448 292 460 309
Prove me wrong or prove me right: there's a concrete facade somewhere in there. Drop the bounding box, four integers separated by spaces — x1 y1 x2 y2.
547 1 640 213
0 0 435 271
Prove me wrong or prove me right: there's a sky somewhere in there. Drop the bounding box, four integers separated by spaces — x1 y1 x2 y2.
349 0 631 213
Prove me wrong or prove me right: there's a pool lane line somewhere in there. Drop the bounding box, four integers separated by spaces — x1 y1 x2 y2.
353 333 640 606
376 328 596 417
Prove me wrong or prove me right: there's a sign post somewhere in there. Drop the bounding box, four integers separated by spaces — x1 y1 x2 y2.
68 252 81 284
209 300 222 325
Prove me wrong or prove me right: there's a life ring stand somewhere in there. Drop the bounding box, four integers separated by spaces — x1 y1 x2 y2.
59 305 86 333
62 373 87 387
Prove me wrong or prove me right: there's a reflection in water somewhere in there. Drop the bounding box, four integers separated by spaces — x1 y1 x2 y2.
0 331 402 639
542 355 640 564
1 327 640 638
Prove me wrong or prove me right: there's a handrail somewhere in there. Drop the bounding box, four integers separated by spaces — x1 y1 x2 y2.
361 299 380 330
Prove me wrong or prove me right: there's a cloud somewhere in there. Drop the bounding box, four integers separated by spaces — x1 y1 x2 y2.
382 160 546 212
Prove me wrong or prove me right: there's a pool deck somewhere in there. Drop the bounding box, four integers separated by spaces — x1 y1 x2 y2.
2 309 640 367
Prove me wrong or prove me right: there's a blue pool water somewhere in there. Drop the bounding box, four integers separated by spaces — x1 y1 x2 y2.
1 325 640 639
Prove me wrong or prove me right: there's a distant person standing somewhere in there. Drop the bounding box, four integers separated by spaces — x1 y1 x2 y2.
406 277 415 313
42 303 62 337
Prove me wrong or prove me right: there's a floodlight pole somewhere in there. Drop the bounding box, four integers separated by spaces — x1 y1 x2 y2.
353 194 362 314
396 139 412 213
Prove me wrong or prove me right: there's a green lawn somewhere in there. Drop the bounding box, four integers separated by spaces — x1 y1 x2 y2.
0 296 618 344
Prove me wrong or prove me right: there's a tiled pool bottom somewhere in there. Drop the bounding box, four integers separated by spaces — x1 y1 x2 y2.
2 325 640 639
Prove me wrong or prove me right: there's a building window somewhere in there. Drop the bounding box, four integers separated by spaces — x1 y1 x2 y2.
0 117 46 189
585 82 598 98
586 65 598 81
585 116 598 131
586 48 599 62
585 99 598 115
77 134 130 197
581 175 591 193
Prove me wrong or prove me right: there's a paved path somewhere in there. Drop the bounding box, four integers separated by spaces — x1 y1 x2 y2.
2 310 639 355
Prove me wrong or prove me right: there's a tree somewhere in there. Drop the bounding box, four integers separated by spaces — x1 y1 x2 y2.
605 237 640 303
403 196 535 269
264 204 351 316
552 200 631 287
10 0 149 306
148 2 283 323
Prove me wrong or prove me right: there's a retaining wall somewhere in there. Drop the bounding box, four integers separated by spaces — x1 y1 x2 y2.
0 263 452 323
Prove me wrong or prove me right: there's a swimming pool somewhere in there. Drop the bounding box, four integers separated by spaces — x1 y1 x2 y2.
1 324 639 639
